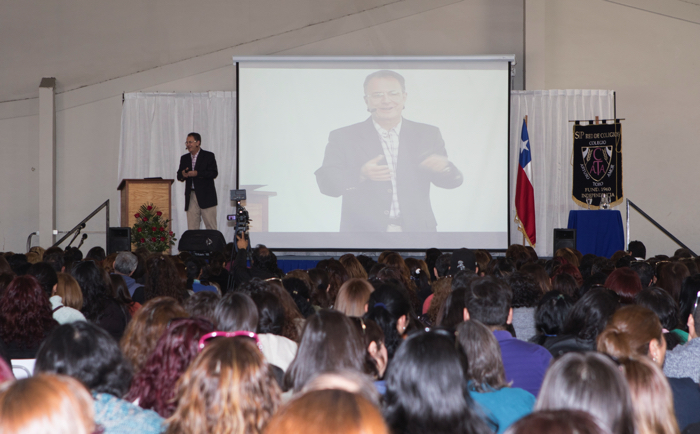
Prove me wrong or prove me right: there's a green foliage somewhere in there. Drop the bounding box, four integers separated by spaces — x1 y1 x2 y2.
131 203 177 252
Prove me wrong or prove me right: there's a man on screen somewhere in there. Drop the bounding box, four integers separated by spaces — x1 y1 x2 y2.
314 70 463 232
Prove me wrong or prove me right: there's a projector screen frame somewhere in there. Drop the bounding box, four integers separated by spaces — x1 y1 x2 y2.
234 55 514 253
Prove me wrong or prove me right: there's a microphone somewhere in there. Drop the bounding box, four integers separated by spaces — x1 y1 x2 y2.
77 234 88 249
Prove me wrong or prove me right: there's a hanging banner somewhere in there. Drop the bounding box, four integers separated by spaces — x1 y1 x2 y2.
572 122 623 209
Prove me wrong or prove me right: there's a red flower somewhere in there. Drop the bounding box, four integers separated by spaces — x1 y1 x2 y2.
169 231 174 236
134 213 140 218
147 205 153 211
137 228 142 233
156 211 163 216
160 237 166 242
159 227 165 232
140 238 145 243
151 237 156 242
152 227 157 231
142 217 148 222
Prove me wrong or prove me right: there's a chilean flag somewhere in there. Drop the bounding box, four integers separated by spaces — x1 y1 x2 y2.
515 119 536 246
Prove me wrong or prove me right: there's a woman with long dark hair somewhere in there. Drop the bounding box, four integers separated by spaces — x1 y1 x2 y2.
364 284 413 360
384 330 493 434
143 255 188 303
0 275 58 360
284 310 366 393
71 260 130 340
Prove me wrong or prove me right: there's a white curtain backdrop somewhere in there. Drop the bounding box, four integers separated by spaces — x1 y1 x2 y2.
118 92 237 252
510 90 615 257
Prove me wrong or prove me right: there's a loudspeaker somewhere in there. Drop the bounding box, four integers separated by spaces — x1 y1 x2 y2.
553 228 576 253
178 230 227 254
107 227 132 254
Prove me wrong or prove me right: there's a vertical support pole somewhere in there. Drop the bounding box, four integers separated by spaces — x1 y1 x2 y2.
39 78 56 248
626 199 630 250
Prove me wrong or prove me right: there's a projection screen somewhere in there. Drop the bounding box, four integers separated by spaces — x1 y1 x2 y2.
235 56 512 250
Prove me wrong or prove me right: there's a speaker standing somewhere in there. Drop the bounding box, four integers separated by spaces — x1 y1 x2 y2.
177 132 218 230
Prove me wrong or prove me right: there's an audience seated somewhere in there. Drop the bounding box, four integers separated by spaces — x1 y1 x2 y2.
457 319 535 433
35 321 165 434
465 276 552 396
1 241 698 434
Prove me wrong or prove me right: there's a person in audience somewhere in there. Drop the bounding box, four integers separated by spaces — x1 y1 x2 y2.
230 235 283 288
214 292 259 332
182 290 220 323
85 246 107 264
144 255 187 303
307 267 331 309
465 276 552 396
438 286 469 328
120 297 189 375
184 257 218 294
71 260 130 340
265 279 306 340
546 287 620 356
656 261 690 303
364 284 413 360
113 252 145 303
206 251 230 292
265 389 386 434
425 276 452 323
0 275 58 360
551 273 578 299
520 263 552 295
636 287 684 350
678 275 700 338
487 257 516 280
535 352 635 434
504 410 613 434
302 370 381 407
349 317 388 383
166 335 280 434
384 330 492 434
339 254 369 279
618 357 680 434
282 277 315 318
334 278 372 317
0 374 97 434
35 321 165 434
664 296 700 383
433 253 452 280
245 290 296 371
27 262 86 324
530 290 574 347
631 261 655 289
627 240 647 260
284 310 366 393
111 274 141 317
551 263 583 287
507 272 540 341
554 248 580 268
597 304 700 429
604 267 643 305
56 272 85 310
0 255 15 275
457 319 535 434
126 317 214 418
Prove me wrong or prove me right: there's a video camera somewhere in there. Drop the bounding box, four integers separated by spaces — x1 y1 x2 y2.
227 189 251 236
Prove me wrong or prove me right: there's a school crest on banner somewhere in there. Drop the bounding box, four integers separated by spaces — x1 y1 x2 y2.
572 121 623 208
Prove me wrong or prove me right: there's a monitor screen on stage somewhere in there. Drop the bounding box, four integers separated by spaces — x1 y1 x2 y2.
235 56 511 250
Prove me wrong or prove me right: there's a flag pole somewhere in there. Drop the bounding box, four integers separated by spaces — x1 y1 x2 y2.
522 116 527 246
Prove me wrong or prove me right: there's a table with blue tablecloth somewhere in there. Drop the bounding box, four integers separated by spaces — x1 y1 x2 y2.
567 210 625 258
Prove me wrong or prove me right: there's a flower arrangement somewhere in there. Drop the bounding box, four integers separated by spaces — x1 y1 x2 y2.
131 203 176 252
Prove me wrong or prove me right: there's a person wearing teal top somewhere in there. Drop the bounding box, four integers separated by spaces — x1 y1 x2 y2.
457 320 535 433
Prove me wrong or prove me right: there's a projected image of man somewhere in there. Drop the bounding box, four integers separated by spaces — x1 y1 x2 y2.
315 70 463 232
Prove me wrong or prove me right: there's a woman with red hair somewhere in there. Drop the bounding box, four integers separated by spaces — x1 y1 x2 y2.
0 275 58 360
604 268 642 305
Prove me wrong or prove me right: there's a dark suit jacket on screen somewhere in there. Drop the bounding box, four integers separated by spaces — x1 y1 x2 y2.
177 149 218 211
314 117 463 232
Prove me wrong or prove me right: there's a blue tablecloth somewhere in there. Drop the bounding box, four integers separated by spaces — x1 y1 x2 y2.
567 210 625 258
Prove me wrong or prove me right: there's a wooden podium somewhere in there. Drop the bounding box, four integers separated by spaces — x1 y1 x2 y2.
118 179 174 235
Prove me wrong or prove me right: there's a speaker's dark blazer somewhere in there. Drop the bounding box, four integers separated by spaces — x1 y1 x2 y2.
314 117 463 232
177 149 218 211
